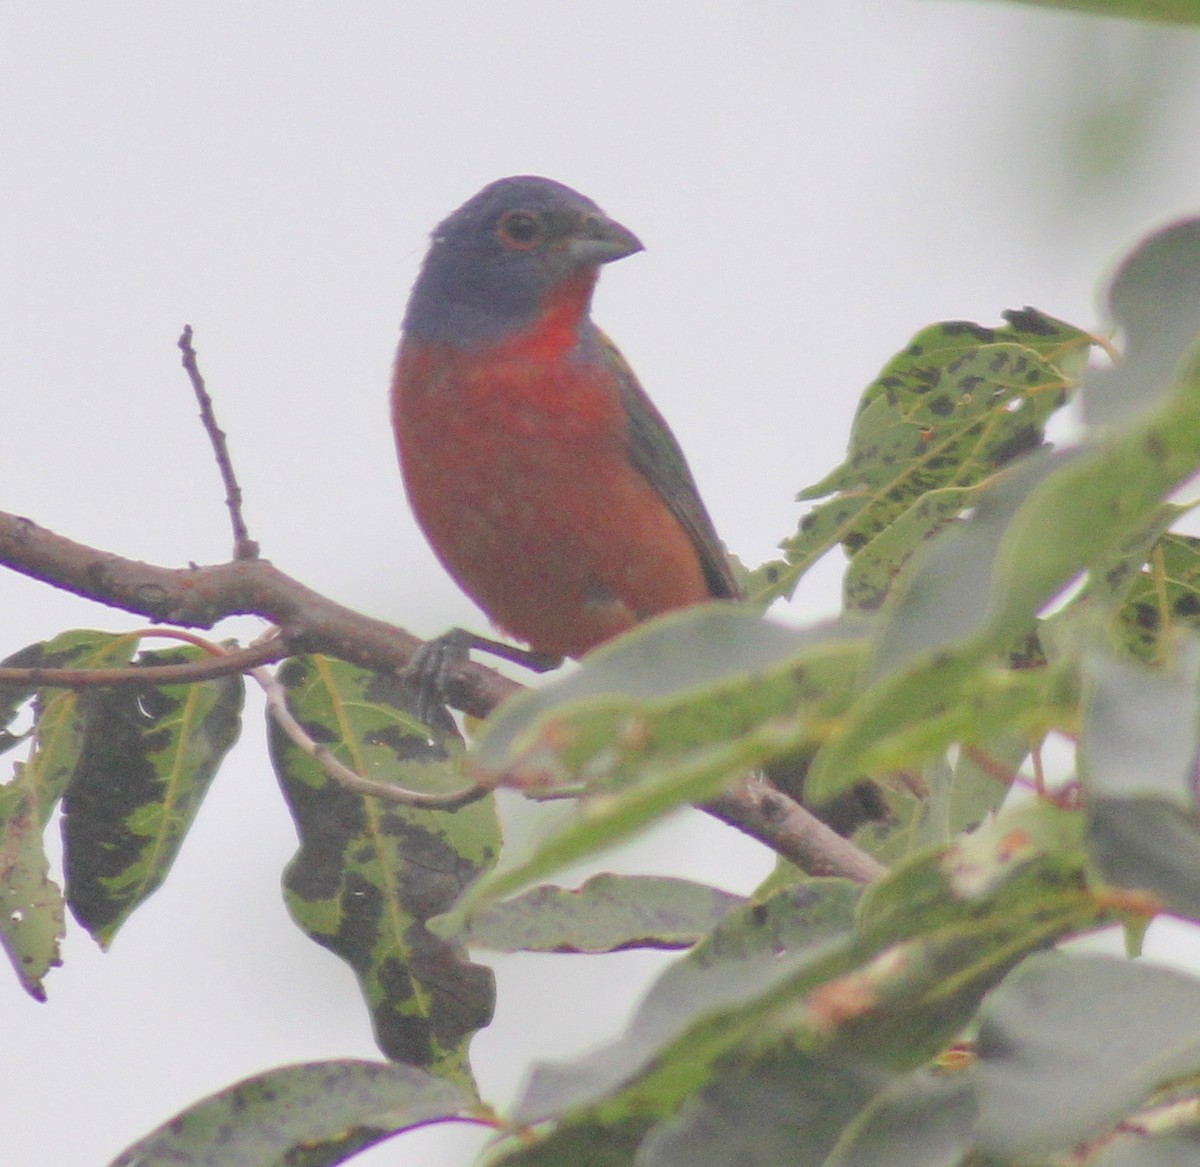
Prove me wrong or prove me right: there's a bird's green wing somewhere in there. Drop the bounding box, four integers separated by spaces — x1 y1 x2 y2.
599 332 742 600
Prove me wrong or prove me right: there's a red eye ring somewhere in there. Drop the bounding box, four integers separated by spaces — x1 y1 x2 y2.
498 210 542 250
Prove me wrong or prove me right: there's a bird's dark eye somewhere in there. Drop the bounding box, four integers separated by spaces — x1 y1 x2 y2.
498 210 542 249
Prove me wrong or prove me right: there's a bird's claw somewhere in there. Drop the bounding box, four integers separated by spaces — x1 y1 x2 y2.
402 628 565 740
402 629 473 741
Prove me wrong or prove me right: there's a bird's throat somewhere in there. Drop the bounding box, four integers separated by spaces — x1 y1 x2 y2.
497 268 599 363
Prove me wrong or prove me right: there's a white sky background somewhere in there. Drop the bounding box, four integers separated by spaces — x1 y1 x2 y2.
4 4 1200 1164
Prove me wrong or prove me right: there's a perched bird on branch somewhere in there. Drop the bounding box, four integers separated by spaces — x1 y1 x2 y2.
391 176 884 836
392 176 739 664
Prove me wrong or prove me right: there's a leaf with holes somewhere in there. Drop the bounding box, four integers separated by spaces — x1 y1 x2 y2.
808 358 1200 802
754 308 1093 604
1111 532 1200 662
841 484 978 612
269 655 499 1084
0 784 63 1002
0 630 139 996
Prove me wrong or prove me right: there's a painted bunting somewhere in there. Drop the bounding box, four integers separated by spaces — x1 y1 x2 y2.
392 176 740 663
391 177 886 835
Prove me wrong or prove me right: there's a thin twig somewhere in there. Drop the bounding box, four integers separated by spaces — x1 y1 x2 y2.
255 664 491 811
0 639 287 687
178 325 258 561
1031 740 1047 795
960 744 1021 788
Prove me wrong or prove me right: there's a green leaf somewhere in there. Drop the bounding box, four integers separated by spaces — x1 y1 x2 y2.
1110 532 1200 662
503 805 1100 1158
870 447 1072 682
0 630 139 996
816 654 1065 809
636 1050 883 1167
974 953 1200 1160
1088 799 1200 922
1088 217 1200 426
804 221 1200 800
0 669 33 758
857 799 1087 947
62 646 243 948
1080 647 1200 808
462 874 743 953
841 485 978 612
513 880 861 1126
489 1116 652 1167
804 453 1072 802
474 605 863 780
105 1058 475 1167
756 308 1092 604
442 608 865 929
946 734 1029 836
0 784 62 1002
1003 0 1200 26
805 817 1100 1078
1080 644 1200 920
1094 1129 1200 1166
1086 504 1184 610
822 1069 976 1167
834 803 1098 1076
857 732 1030 867
1 630 141 815
269 655 499 1082
814 398 1200 802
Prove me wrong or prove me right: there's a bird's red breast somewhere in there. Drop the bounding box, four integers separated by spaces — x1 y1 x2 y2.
393 177 737 660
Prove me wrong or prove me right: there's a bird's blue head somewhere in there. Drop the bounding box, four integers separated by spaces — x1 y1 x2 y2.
402 176 643 345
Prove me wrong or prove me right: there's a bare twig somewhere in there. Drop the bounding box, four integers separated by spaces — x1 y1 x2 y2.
961 744 1020 788
178 325 258 561
0 639 287 687
0 508 885 881
255 664 491 811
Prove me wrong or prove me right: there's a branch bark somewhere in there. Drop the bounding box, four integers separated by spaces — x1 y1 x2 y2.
0 509 520 717
0 508 884 883
707 775 886 883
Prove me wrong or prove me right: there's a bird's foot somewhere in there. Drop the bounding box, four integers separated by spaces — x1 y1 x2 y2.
403 628 563 736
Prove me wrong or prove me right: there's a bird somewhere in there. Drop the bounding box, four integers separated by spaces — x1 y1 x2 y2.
391 176 740 668
391 177 886 836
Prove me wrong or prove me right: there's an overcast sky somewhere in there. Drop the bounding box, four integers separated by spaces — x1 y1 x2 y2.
5 5 1200 1165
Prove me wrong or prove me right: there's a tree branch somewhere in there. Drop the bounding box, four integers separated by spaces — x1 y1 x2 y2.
0 509 520 718
707 775 886 884
0 508 885 883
